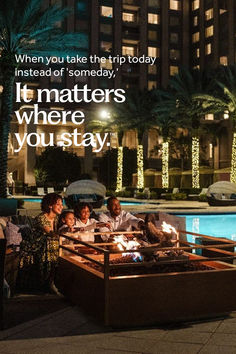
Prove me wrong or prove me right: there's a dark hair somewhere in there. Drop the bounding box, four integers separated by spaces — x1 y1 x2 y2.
41 193 63 213
107 196 119 208
58 210 74 229
74 202 92 218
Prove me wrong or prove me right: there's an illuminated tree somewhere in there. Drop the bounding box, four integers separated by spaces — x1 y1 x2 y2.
168 67 214 188
112 89 156 189
0 0 85 197
195 65 236 183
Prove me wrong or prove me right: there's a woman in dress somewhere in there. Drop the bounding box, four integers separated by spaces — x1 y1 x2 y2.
19 193 63 291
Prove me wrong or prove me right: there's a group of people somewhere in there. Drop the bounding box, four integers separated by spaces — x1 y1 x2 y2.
19 193 144 292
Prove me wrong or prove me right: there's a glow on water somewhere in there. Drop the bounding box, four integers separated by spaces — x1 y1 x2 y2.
176 213 236 243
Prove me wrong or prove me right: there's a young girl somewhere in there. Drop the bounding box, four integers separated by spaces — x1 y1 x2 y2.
74 202 109 242
58 211 75 233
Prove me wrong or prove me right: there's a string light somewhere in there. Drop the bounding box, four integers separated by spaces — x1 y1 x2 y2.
137 144 144 189
230 132 236 183
162 141 169 188
192 136 200 188
115 146 123 192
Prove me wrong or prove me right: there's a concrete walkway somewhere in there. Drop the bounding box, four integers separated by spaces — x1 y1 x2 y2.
1 296 236 353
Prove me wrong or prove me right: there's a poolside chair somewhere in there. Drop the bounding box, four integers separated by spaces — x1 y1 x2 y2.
47 187 55 194
188 188 208 199
161 188 179 198
37 187 45 196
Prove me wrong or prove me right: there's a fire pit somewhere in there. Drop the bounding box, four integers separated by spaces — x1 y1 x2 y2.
56 226 236 327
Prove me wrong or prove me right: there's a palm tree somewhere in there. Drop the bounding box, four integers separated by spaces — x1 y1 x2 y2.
88 112 125 192
195 65 236 182
168 67 214 188
112 88 156 189
152 90 179 188
0 0 85 197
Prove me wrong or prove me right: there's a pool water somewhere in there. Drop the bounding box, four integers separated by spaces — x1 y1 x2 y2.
23 198 144 206
177 213 236 243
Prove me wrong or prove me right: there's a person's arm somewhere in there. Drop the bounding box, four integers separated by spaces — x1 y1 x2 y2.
98 214 111 241
119 212 144 230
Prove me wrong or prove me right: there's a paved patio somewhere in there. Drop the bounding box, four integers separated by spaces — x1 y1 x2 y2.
1 293 236 353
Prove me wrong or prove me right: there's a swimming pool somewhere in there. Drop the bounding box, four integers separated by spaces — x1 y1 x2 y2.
176 213 236 243
22 198 146 206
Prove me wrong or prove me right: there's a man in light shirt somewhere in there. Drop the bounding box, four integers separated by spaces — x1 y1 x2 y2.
99 197 144 237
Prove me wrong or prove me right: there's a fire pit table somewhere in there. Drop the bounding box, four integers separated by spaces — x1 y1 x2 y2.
55 230 236 327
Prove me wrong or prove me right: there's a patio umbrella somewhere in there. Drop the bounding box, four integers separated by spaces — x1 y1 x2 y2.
65 180 106 197
207 181 236 196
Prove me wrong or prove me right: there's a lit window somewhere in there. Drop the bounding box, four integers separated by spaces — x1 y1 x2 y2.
170 32 178 43
100 59 113 70
100 41 112 52
148 81 157 90
148 64 157 74
169 0 181 11
205 8 213 21
170 66 179 76
193 15 198 26
122 13 135 22
20 89 36 100
170 49 180 60
148 47 159 57
193 64 200 69
209 143 213 158
192 32 199 42
205 114 214 120
205 43 211 55
148 30 158 41
220 56 228 65
224 110 229 119
205 25 213 37
122 46 135 56
196 48 200 58
192 0 199 11
148 13 159 24
101 6 113 18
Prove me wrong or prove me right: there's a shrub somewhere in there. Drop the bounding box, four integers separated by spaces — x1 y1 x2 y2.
136 192 147 199
150 191 158 199
199 194 207 202
174 193 187 200
115 190 133 198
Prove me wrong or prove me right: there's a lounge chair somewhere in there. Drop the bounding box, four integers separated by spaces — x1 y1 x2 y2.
188 188 208 199
37 187 45 196
47 187 54 194
161 188 179 198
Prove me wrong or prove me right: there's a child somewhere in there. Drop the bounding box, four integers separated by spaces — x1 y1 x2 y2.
58 211 75 233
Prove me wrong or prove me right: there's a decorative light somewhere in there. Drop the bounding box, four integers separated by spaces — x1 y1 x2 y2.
99 110 110 120
192 136 200 188
162 141 169 188
115 146 123 192
230 133 236 183
137 145 144 189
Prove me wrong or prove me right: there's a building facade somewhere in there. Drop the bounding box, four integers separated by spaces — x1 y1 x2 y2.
6 0 236 185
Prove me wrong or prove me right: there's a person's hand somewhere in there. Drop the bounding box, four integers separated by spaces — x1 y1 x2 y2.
96 222 111 229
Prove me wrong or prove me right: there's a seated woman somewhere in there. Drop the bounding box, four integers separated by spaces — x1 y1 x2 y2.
19 193 63 292
74 202 109 242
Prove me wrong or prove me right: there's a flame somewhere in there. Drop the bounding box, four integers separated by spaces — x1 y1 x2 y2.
113 235 143 262
161 221 178 235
